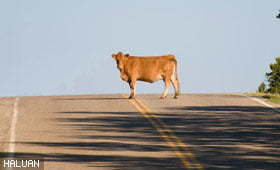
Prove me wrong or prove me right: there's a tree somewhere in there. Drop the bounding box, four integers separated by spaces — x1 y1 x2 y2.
266 57 280 94
277 11 280 19
258 82 266 93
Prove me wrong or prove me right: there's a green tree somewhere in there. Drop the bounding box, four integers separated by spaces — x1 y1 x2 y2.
277 10 280 19
266 57 280 94
258 82 266 93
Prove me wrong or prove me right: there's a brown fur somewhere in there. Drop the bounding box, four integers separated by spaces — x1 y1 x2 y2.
112 52 180 99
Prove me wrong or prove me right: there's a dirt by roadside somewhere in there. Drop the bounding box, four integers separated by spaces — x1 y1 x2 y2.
0 97 15 153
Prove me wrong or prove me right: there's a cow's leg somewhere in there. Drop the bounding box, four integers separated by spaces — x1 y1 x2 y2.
160 78 171 99
171 77 179 99
128 80 136 99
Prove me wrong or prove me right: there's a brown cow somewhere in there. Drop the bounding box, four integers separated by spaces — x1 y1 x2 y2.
112 52 180 99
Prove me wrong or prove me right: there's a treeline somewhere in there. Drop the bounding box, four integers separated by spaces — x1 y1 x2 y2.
258 57 280 94
257 12 279 93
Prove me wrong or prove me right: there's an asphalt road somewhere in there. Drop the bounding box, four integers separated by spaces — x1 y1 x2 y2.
0 94 279 170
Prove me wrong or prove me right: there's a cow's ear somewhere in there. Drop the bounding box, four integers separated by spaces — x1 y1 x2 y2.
112 54 116 59
125 53 129 57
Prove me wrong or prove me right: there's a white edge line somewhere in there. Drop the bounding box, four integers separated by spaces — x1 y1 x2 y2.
8 97 19 153
243 94 280 112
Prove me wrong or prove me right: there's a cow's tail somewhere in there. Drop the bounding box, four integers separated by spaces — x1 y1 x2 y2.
174 58 180 96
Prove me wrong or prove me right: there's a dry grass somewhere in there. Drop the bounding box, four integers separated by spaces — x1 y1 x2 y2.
245 92 280 103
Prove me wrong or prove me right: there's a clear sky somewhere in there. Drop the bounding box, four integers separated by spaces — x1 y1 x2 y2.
0 0 279 97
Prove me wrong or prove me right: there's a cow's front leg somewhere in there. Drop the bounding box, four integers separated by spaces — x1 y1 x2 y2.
128 80 137 99
160 78 171 99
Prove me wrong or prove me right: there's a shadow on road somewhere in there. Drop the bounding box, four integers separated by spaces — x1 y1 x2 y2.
0 152 180 169
162 105 280 169
1 103 279 169
0 111 184 170
178 105 278 113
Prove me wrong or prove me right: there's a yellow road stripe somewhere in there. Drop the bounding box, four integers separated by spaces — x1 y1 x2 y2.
129 100 191 169
126 98 191 169
135 99 204 169
123 95 204 170
135 98 204 170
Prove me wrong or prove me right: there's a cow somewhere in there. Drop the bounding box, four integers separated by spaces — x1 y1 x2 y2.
112 52 180 99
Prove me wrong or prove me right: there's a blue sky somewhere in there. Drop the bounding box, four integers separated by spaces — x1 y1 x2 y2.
0 0 279 97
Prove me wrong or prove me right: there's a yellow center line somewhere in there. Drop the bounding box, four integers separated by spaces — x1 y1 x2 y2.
126 98 192 169
122 95 204 170
135 98 204 170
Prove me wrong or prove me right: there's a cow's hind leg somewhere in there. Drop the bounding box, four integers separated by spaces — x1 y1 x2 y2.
171 77 179 99
160 78 171 99
128 80 136 99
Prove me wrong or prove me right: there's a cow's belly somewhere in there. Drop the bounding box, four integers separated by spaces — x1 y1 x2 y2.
138 74 163 83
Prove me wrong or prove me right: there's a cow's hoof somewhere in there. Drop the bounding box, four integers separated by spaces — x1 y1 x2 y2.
128 96 135 99
173 96 178 99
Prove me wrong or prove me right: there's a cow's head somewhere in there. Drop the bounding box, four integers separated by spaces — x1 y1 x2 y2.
112 52 129 72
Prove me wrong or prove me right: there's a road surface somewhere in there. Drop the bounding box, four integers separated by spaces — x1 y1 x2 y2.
0 94 279 169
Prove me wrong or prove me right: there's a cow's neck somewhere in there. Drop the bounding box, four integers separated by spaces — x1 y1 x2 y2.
122 57 128 74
